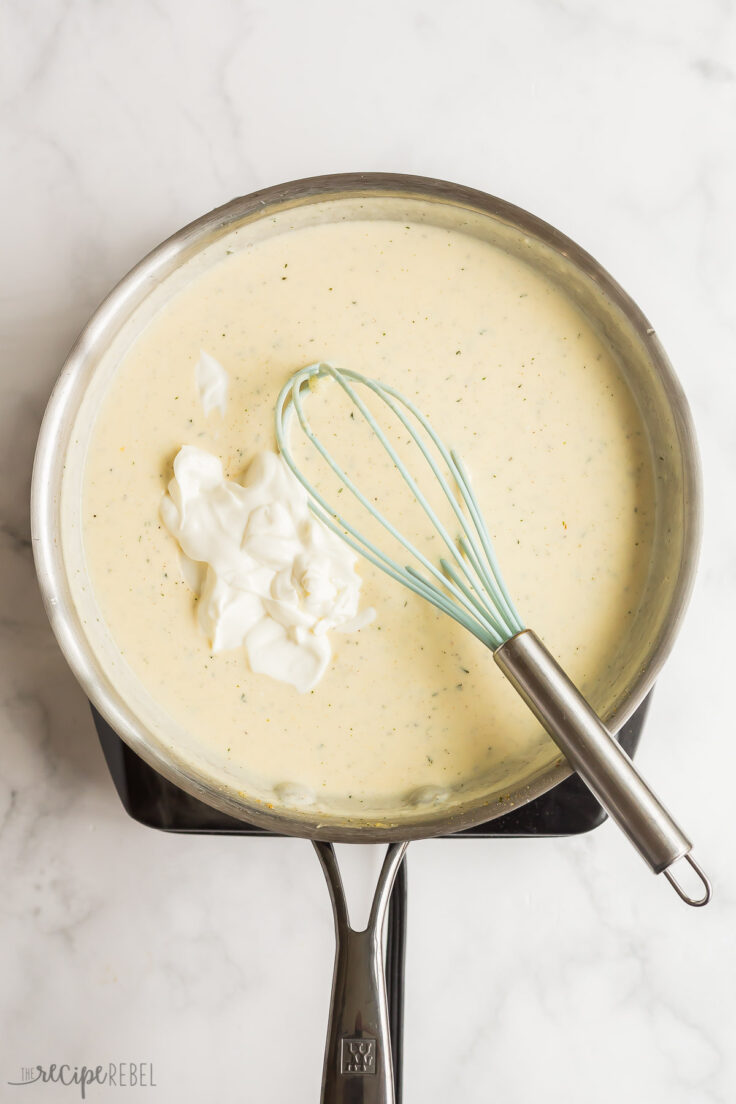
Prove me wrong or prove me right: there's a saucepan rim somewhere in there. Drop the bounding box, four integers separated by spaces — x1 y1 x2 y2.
30 172 701 841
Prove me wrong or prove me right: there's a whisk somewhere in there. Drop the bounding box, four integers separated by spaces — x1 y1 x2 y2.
275 362 710 907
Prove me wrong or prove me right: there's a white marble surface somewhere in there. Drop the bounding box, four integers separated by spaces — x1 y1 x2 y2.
2 1 735 1101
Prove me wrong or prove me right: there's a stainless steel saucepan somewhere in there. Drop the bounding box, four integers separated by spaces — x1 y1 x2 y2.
32 174 703 1104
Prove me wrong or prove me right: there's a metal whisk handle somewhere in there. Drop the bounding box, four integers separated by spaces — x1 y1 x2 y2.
494 629 710 906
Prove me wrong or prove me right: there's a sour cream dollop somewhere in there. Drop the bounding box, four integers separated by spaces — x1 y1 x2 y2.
160 446 373 692
195 350 228 416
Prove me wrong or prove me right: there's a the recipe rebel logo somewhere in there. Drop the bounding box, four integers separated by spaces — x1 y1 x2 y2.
8 1063 157 1098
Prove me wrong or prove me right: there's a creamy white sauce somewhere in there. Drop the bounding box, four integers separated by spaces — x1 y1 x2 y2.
80 216 656 814
160 444 372 692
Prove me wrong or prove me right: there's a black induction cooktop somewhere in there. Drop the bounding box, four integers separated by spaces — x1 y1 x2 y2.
93 696 649 838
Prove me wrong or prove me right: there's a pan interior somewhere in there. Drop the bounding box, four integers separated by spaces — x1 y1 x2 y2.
52 186 690 837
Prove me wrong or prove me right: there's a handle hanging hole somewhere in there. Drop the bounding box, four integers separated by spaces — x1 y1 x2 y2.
663 853 711 907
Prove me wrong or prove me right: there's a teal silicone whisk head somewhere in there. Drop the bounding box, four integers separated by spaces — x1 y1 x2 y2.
275 361 524 650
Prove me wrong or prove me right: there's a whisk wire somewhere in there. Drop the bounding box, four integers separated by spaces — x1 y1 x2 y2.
450 451 523 632
435 557 508 637
344 371 523 638
304 495 500 647
331 370 519 638
275 363 525 649
289 377 504 646
324 369 513 636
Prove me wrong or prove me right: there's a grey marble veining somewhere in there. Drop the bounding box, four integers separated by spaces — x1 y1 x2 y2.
2 1 735 1101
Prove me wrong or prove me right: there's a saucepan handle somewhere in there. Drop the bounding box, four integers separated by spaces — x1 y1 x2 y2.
494 629 710 906
314 841 408 1104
